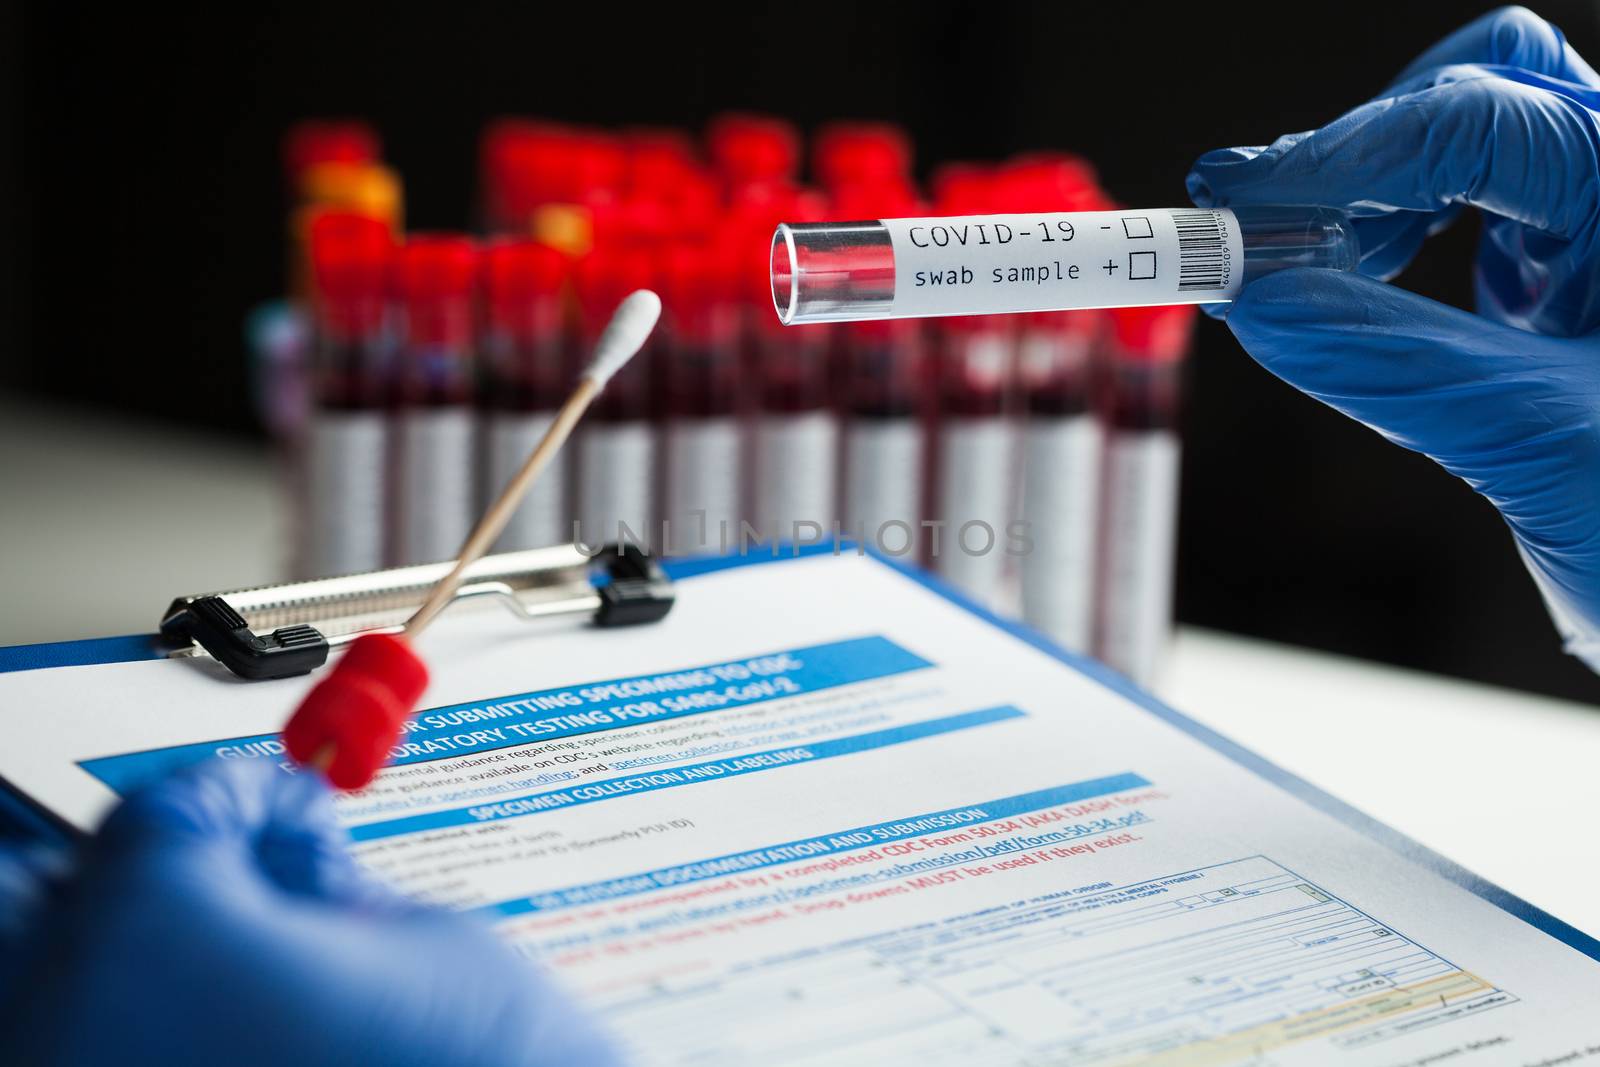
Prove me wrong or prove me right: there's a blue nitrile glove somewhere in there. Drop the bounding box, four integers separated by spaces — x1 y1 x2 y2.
1187 6 1600 670
0 760 625 1067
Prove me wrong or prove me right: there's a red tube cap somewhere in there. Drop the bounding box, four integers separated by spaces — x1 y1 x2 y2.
485 239 569 336
624 127 701 193
308 210 394 340
707 113 801 188
394 234 479 346
998 154 1106 213
283 633 429 790
574 246 657 337
284 121 381 185
813 122 912 192
395 235 479 294
931 162 1000 215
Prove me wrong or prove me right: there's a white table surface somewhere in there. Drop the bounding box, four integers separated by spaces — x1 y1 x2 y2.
4 395 1598 937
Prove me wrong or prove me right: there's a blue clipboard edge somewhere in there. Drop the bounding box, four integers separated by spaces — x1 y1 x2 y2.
2 544 1596 964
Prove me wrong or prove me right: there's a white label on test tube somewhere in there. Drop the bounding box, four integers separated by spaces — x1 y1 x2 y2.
1021 413 1103 654
394 409 476 565
578 421 653 549
663 417 741 555
304 410 386 578
1096 429 1181 686
844 418 922 555
936 416 1012 608
754 411 838 543
882 209 1244 318
486 412 566 551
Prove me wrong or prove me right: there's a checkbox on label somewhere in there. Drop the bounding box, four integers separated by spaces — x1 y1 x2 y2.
1128 251 1157 280
1122 216 1154 239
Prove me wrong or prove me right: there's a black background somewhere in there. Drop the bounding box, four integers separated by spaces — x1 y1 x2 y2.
4 2 1598 704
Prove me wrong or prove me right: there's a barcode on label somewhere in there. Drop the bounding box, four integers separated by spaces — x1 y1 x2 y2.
1173 210 1226 291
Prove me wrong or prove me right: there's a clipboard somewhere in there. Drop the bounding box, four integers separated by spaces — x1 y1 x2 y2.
0 543 675 839
0 542 1595 975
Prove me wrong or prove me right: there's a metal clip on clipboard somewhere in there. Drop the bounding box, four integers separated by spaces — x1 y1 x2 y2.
158 544 674 682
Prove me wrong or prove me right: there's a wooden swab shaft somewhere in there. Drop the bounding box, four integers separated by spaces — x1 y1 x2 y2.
404 375 601 639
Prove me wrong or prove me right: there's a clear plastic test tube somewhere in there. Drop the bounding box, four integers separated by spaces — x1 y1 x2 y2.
772 206 1357 324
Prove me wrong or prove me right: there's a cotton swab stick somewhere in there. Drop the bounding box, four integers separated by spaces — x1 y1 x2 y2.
283 290 662 789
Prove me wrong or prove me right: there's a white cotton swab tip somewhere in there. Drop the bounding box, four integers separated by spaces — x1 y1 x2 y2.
583 289 662 388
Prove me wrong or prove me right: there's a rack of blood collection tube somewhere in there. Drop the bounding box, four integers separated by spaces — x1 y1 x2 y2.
270 114 1221 689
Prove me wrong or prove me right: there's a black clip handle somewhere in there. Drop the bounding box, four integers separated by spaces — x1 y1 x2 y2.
162 545 673 681
594 543 676 627
161 597 329 680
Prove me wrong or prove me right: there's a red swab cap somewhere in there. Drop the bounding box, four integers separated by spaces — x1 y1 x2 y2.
284 633 429 790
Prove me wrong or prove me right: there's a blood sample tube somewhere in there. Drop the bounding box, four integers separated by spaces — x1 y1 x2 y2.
771 206 1359 323
832 183 930 560
1018 308 1106 653
391 235 480 565
1095 303 1195 686
751 313 836 546
656 241 744 555
481 239 572 550
304 211 394 577
931 312 1015 605
926 166 1016 606
266 131 397 451
737 189 837 547
840 316 930 559
574 249 657 549
998 160 1111 651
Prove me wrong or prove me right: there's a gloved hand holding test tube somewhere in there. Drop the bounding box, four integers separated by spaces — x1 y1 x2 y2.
769 7 1600 677
770 206 1358 324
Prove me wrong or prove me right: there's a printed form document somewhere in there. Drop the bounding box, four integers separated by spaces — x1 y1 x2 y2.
0 551 1596 1065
